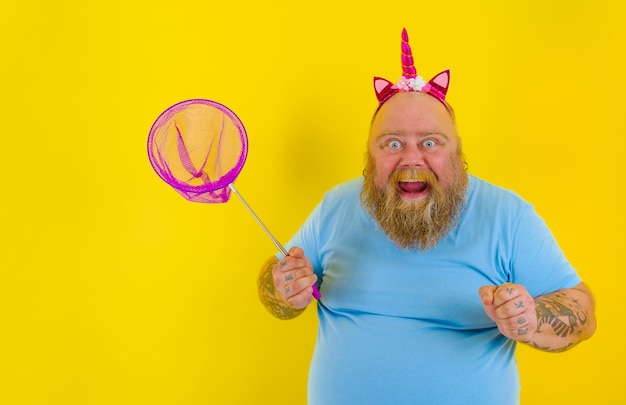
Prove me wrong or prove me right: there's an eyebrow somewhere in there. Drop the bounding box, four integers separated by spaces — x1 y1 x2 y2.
374 131 450 142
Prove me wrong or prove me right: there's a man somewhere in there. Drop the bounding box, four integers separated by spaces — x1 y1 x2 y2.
257 29 596 404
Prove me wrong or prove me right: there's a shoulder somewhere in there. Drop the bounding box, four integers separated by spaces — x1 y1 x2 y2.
467 175 532 212
320 177 363 205
462 175 540 234
326 177 363 195
307 177 366 224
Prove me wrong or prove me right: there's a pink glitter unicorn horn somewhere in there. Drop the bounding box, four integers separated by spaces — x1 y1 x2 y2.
401 28 417 79
373 28 451 110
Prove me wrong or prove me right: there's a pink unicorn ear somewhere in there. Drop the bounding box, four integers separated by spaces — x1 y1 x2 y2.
426 69 450 101
373 77 398 104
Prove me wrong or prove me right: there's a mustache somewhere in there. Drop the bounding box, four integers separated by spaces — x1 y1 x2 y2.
391 168 438 184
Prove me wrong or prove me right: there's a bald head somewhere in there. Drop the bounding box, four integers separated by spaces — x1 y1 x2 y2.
369 92 459 152
372 91 456 130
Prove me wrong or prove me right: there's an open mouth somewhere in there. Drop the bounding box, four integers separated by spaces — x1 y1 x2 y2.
398 181 428 196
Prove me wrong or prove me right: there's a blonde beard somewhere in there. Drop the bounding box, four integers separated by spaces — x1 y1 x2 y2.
360 156 468 251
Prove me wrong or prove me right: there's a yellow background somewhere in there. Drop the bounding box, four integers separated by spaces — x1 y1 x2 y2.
1 0 624 403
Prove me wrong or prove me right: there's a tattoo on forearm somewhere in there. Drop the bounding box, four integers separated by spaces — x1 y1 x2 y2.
259 262 303 320
535 292 589 339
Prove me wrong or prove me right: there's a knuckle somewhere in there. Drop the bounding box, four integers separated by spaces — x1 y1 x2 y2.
290 297 306 309
504 318 518 329
273 275 285 289
496 306 513 319
291 278 307 292
272 265 282 278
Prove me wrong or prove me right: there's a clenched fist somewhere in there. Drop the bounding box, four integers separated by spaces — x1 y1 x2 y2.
479 283 537 342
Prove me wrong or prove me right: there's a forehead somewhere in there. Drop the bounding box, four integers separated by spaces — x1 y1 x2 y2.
370 92 457 139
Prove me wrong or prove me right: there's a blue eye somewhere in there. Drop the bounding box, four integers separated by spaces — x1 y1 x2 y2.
423 140 436 148
388 140 401 149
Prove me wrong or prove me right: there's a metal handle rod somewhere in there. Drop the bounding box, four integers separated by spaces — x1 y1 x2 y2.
228 183 321 300
228 183 288 256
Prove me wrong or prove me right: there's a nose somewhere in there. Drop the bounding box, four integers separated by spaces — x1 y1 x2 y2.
400 144 426 168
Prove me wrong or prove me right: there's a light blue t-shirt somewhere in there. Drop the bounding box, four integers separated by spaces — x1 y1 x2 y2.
286 175 581 405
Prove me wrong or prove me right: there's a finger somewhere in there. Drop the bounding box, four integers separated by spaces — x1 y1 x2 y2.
282 274 317 302
279 267 314 286
497 314 536 341
492 283 523 306
274 255 308 274
285 285 316 309
495 296 531 319
492 285 533 319
498 309 533 329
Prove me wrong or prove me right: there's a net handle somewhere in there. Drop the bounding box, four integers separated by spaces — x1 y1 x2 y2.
228 184 321 300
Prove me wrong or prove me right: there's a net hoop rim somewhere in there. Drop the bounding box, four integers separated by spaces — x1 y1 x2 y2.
147 99 249 193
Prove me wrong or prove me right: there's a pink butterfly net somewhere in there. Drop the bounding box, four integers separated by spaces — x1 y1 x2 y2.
148 99 247 203
147 99 321 299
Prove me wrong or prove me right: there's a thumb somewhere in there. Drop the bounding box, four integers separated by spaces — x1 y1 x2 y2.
478 285 498 322
478 285 497 306
288 246 304 258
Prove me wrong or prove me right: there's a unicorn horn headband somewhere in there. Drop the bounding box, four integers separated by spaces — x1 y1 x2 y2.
373 28 451 110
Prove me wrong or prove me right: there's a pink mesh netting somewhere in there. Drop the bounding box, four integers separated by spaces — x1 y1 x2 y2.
147 99 248 203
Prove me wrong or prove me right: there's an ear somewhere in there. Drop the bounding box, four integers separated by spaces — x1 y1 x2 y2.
427 69 450 100
373 76 398 104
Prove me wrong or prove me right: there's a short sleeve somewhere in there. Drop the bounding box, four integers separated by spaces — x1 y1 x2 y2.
510 205 582 296
282 201 324 278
